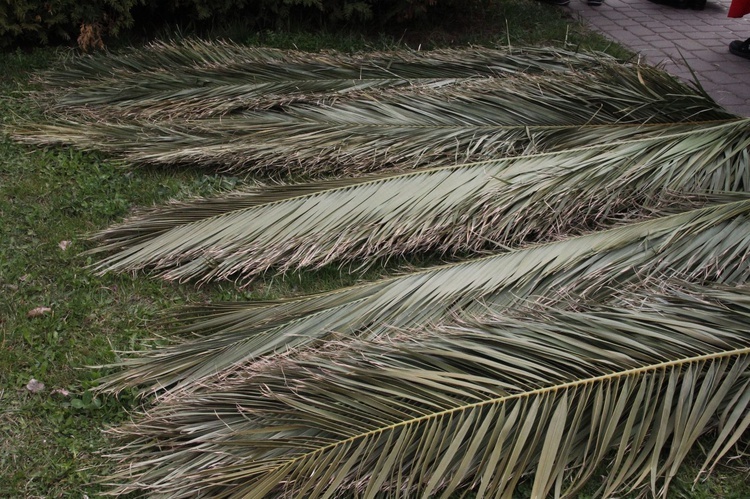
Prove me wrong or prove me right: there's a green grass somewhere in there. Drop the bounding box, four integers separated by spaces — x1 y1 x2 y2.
0 48 231 496
0 1 745 496
0 112 193 497
0 48 397 495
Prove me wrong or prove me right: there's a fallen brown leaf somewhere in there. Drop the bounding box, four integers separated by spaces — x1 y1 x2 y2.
26 379 45 393
27 306 52 318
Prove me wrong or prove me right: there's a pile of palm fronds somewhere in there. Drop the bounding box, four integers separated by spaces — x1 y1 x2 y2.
104 282 750 498
17 39 750 497
17 39 736 174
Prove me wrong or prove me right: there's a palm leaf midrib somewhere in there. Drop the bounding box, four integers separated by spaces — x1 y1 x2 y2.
90 198 750 396
90 117 750 241
41 42 616 89
249 346 750 470
177 196 750 325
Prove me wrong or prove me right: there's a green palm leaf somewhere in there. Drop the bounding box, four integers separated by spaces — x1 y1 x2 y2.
17 65 735 173
86 119 750 282
103 284 750 498
97 198 750 394
42 41 621 117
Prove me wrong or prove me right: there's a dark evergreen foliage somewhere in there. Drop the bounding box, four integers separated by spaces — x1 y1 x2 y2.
0 0 485 49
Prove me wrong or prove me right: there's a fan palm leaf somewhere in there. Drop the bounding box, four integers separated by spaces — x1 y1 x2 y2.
41 41 621 117
16 66 736 173
102 283 750 498
96 198 750 394
86 119 750 283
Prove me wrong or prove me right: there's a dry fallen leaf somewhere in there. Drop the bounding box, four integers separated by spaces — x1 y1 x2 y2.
51 388 70 397
26 379 45 393
58 240 72 251
27 306 52 318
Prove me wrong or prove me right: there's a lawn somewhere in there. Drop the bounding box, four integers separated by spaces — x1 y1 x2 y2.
0 1 748 497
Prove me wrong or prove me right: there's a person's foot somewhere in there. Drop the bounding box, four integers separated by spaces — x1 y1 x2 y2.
587 0 603 5
729 39 750 59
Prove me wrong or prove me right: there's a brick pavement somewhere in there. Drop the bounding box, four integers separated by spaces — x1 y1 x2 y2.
561 0 750 115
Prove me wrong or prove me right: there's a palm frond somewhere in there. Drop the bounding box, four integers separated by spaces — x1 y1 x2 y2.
96 198 750 394
103 283 750 498
86 119 750 283
47 40 616 88
16 66 736 173
41 41 623 117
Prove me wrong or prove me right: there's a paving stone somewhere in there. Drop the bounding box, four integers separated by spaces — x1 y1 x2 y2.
690 48 726 61
723 60 750 75
564 0 750 114
689 30 725 39
705 69 746 85
700 38 733 48
638 34 665 43
593 20 622 31
626 25 659 36
648 39 676 48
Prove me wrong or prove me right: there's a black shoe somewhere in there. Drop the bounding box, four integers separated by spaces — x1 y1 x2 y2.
730 38 750 60
541 0 570 5
587 0 602 5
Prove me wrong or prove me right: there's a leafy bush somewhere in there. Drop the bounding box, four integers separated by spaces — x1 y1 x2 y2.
0 0 140 49
0 0 488 50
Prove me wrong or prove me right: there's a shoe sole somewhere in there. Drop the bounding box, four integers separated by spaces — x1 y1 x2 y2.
730 47 750 59
729 40 750 59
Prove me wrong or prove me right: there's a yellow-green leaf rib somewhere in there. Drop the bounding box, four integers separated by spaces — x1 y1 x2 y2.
103 285 750 498
85 119 750 283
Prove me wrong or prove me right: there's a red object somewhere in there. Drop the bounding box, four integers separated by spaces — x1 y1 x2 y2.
729 0 750 18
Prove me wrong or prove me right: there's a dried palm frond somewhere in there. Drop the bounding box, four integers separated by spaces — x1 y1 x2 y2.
103 283 750 498
16 65 735 174
85 119 750 283
41 40 622 117
46 40 616 89
96 198 750 394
